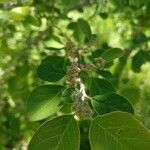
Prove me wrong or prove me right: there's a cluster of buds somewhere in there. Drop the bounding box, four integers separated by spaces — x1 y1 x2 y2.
83 63 95 73
94 57 105 69
66 63 81 87
65 39 79 59
72 92 93 119
78 58 105 74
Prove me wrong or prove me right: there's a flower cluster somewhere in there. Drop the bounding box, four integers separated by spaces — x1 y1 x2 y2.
72 92 93 119
66 63 81 87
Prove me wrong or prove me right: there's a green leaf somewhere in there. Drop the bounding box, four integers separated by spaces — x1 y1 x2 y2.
60 102 72 114
79 120 91 150
119 86 141 105
97 70 113 79
62 87 75 103
101 48 123 61
45 46 64 51
89 111 150 150
73 22 85 44
37 56 70 82
28 115 80 150
112 0 129 8
91 49 105 59
61 0 79 6
60 87 76 114
87 78 115 96
91 93 134 115
77 18 92 39
26 85 64 121
132 33 147 46
25 15 41 27
132 50 150 72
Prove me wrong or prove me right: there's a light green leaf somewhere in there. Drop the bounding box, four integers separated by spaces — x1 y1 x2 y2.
28 115 80 150
87 77 115 96
27 85 64 121
91 93 134 115
89 111 150 150
77 18 92 39
101 48 123 61
37 56 70 82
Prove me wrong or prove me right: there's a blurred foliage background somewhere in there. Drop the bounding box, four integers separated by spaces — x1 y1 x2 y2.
0 0 150 149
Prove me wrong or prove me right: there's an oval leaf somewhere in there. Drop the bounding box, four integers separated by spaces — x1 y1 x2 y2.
28 115 80 150
91 93 134 115
132 50 150 72
27 85 64 121
77 18 92 39
89 111 150 150
87 77 115 96
37 56 70 82
101 48 123 61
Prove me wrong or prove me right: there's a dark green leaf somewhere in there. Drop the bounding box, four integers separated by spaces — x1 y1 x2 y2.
77 18 92 39
99 12 108 19
67 22 77 30
91 49 106 59
101 48 123 61
25 15 41 27
97 70 113 79
87 77 115 96
62 87 75 103
37 56 70 82
60 103 72 114
132 50 150 72
91 93 134 115
45 46 64 51
73 24 85 44
89 111 150 150
28 115 80 150
132 33 147 46
61 0 79 6
79 120 91 150
112 0 129 8
27 85 64 121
